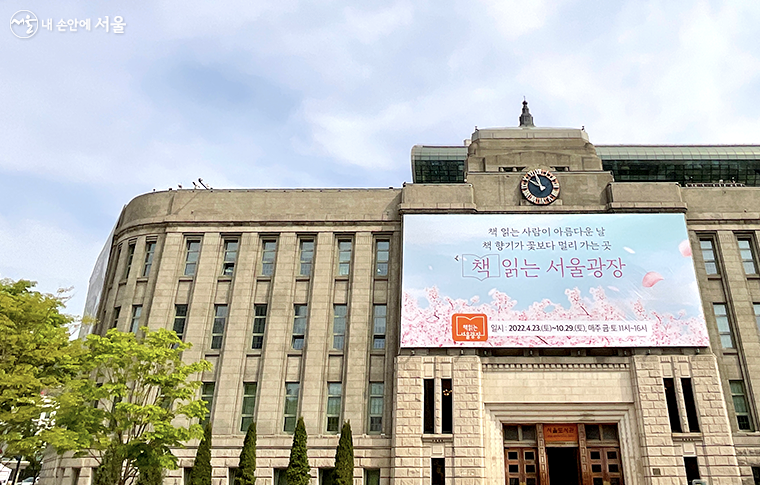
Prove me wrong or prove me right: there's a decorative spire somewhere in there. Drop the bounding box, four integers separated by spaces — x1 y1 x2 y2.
519 99 535 127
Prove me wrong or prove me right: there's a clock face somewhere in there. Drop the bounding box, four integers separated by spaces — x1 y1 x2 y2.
520 169 560 205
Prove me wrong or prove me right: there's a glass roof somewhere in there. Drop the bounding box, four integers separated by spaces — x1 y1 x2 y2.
595 145 760 160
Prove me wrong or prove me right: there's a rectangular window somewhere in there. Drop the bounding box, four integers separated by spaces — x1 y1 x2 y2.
211 305 228 350
71 467 80 485
714 303 734 348
730 380 753 431
124 242 136 279
299 239 315 276
261 239 277 276
431 459 445 485
368 382 384 433
755 303 760 334
142 241 156 277
738 237 758 275
222 239 239 276
684 457 700 483
184 468 193 485
111 307 121 329
130 305 142 333
252 304 267 349
681 378 700 432
240 382 257 432
442 378 453 434
364 469 380 485
326 382 342 433
184 240 201 276
373 305 386 350
201 382 215 424
337 240 352 276
663 378 682 432
173 304 188 341
292 305 307 350
332 305 347 350
319 469 335 485
375 240 390 277
274 469 288 485
284 382 300 433
424 379 435 434
700 238 718 275
228 468 238 485
752 466 760 485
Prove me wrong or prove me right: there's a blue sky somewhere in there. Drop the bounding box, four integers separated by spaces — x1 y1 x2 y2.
2 0 760 318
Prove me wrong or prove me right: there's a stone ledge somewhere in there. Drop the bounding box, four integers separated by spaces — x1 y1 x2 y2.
482 362 629 371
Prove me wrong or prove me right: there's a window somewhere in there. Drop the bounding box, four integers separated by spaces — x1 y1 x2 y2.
681 378 700 432
252 304 267 349
319 469 335 485
337 240 352 276
124 243 136 279
184 468 193 485
173 304 188 341
201 382 215 424
372 305 386 350
211 305 228 350
442 379 452 434
730 380 753 430
284 382 300 433
184 240 201 276
326 382 342 433
299 239 314 276
332 305 347 350
228 468 238 485
755 303 760 334
292 305 307 350
738 237 758 275
684 457 700 483
71 467 80 485
142 241 156 277
431 459 445 485
111 307 121 329
222 239 239 276
368 382 384 433
261 240 277 276
364 469 380 485
274 469 288 485
424 379 435 434
714 303 734 348
130 305 142 333
375 240 390 277
700 239 718 275
240 382 257 432
752 466 760 485
663 378 682 432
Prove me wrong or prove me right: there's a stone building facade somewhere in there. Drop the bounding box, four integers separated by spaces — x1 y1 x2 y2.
43 108 760 485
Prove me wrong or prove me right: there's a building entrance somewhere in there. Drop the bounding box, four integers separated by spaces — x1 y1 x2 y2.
503 424 624 485
546 448 579 485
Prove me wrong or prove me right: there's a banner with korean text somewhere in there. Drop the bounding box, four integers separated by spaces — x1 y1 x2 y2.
400 214 709 348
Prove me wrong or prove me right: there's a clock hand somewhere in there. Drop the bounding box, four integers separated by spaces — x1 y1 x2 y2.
530 179 542 188
534 176 545 191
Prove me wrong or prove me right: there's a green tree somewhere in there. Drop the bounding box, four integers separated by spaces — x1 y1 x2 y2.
136 462 164 485
0 279 81 458
333 422 353 485
286 417 310 485
190 422 212 485
50 327 213 485
236 421 256 485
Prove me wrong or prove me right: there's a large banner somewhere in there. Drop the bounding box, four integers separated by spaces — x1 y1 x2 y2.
401 214 709 348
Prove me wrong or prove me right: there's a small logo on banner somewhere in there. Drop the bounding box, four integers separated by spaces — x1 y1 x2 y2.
452 313 488 342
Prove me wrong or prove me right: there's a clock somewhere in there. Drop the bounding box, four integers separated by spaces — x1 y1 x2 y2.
520 168 560 205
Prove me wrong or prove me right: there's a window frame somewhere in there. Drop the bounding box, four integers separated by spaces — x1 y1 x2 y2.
337 239 353 277
184 239 202 276
292 304 308 350
173 304 188 341
211 304 228 350
332 304 347 350
130 305 142 333
699 238 719 276
737 236 758 275
326 382 342 433
142 240 157 277
124 242 136 279
240 382 257 432
713 303 735 349
222 238 240 276
201 382 215 425
111 306 121 329
372 305 387 350
284 382 300 433
730 380 754 431
252 304 267 350
261 239 277 276
299 239 315 277
368 382 384 433
375 239 390 277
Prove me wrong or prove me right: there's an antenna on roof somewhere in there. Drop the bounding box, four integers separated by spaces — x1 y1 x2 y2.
198 178 211 190
192 181 199 189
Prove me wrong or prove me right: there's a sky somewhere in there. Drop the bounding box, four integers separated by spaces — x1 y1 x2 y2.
2 0 760 319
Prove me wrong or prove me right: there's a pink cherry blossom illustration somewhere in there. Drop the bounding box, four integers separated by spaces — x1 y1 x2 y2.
642 271 664 288
679 240 692 257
